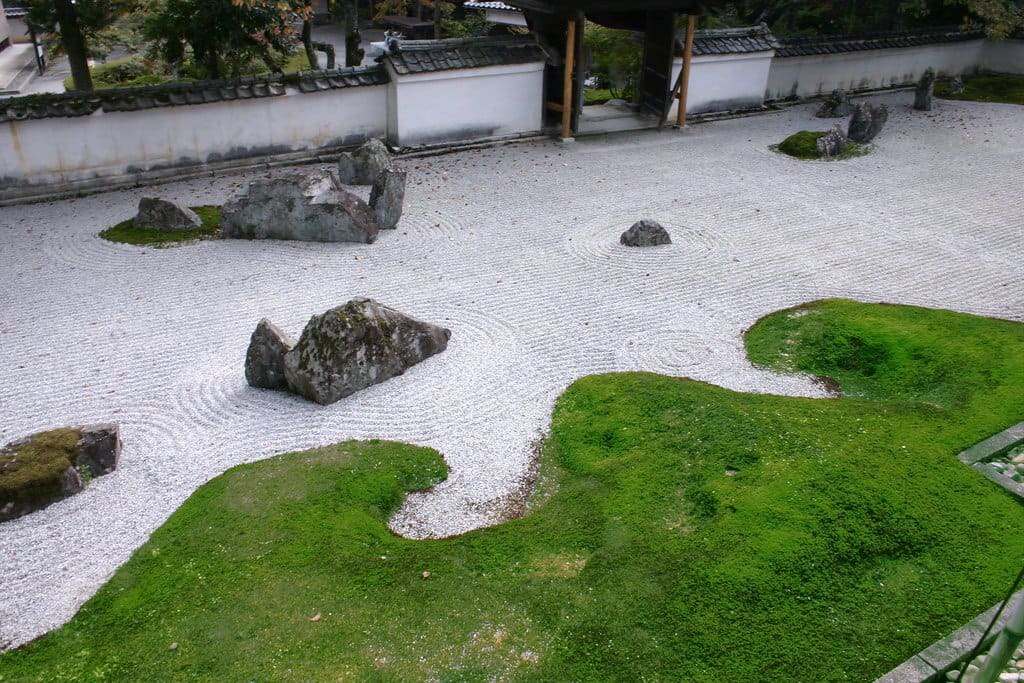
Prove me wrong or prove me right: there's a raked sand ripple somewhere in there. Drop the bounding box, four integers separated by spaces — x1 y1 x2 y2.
1 92 1022 650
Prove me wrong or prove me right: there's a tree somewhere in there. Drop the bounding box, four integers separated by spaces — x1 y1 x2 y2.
955 0 1024 37
27 0 128 91
144 0 309 79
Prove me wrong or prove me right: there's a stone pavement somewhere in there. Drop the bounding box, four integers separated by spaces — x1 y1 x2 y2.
0 92 1021 652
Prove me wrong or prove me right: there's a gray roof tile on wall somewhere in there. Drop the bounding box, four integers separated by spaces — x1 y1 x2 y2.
0 65 388 122
775 26 985 57
383 36 547 75
676 24 781 56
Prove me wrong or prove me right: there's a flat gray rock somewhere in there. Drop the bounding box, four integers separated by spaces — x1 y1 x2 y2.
134 197 202 232
282 298 451 405
221 170 379 244
621 219 671 247
245 319 295 391
338 138 392 185
369 168 406 229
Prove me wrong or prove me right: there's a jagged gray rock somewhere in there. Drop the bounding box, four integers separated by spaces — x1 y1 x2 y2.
620 219 672 247
816 125 848 158
220 171 379 244
245 319 295 391
915 68 936 111
369 168 406 229
337 138 393 185
282 298 451 405
947 75 965 95
74 424 121 477
815 89 852 118
134 197 202 232
847 102 888 143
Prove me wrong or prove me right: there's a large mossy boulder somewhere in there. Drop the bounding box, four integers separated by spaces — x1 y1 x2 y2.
282 298 451 405
0 425 121 522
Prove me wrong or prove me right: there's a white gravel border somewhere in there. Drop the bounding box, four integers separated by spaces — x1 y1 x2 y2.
1 92 1022 651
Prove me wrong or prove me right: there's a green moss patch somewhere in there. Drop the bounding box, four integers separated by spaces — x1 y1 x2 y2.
3 300 1024 681
937 73 1024 105
775 130 872 160
0 429 82 520
99 206 221 247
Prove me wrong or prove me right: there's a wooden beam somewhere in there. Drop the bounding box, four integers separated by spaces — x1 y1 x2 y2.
676 14 695 127
561 18 577 140
546 101 565 112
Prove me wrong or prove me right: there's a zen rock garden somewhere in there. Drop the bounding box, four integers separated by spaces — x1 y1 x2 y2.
245 298 451 405
0 425 121 522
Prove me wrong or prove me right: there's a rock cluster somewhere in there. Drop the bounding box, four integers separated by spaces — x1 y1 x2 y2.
221 170 380 244
621 219 672 247
0 424 121 522
815 89 852 118
914 67 936 111
246 298 451 405
947 75 965 95
134 197 202 232
816 125 849 158
847 102 888 143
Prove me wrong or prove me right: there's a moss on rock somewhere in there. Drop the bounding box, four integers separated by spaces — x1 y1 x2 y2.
0 429 82 521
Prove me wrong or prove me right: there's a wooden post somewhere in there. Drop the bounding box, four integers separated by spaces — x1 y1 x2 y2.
561 18 577 140
676 14 695 127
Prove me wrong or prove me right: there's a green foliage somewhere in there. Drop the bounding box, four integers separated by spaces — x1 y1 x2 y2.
937 73 1024 104
584 24 642 102
4 301 1024 681
439 1 489 38
584 88 614 105
143 0 303 80
0 429 82 517
99 206 222 246
775 130 872 160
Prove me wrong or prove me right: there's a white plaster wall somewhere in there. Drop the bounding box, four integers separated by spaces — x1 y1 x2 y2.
387 62 544 147
0 85 386 188
668 51 773 116
765 40 987 99
981 40 1024 74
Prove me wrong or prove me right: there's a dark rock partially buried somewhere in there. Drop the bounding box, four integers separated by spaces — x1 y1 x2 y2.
816 88 852 118
914 67 936 111
621 219 672 247
220 170 379 244
245 319 295 391
0 425 122 522
260 299 451 405
369 168 406 229
134 197 202 232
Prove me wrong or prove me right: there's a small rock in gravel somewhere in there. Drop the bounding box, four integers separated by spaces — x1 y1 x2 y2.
620 219 671 247
134 197 201 232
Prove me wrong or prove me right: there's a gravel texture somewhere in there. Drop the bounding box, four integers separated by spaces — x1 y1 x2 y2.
1 92 1022 651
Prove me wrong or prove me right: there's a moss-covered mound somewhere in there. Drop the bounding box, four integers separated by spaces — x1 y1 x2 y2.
4 300 1024 681
99 206 221 247
937 73 1024 105
0 429 82 521
776 130 871 160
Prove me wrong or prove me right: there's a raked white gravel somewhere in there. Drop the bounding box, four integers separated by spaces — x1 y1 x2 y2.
1 92 1022 650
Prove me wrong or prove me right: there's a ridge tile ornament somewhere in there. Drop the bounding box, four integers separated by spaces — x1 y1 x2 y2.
915 68 936 111
620 219 672 247
815 88 852 118
247 299 451 405
133 197 202 232
847 102 888 143
221 170 379 243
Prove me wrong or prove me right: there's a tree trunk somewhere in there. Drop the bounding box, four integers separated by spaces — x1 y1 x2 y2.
53 0 93 91
433 0 441 39
302 19 320 70
344 0 364 67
